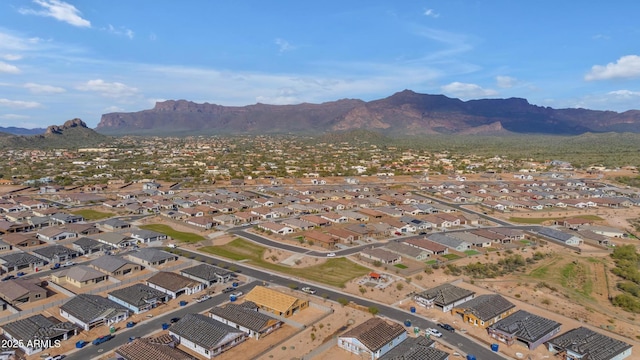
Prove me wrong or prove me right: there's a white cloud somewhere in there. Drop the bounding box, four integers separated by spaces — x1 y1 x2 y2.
496 75 517 88
103 105 125 113
424 9 440 18
0 114 31 120
441 82 498 98
0 61 20 74
24 83 66 94
275 38 294 53
2 54 22 61
76 79 138 98
585 55 640 81
105 25 134 39
607 90 640 98
19 0 91 28
0 99 42 109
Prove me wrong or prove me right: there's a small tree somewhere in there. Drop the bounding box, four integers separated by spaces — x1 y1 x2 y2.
359 287 367 295
337 297 349 306
396 283 404 291
368 306 379 315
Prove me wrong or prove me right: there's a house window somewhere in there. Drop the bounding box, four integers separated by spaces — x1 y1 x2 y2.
34 294 41 298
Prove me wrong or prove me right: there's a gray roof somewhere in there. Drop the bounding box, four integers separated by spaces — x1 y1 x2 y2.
456 294 515 322
0 252 43 267
170 313 244 349
93 232 132 245
340 317 406 352
102 218 130 228
33 245 80 259
360 248 401 262
130 229 164 239
417 283 475 306
90 255 134 272
537 227 575 241
128 248 177 263
384 242 427 258
73 237 104 252
146 272 199 292
181 264 232 281
427 233 469 249
60 294 128 323
209 302 280 332
1 314 76 342
379 336 448 360
548 327 632 360
109 283 168 307
489 310 561 344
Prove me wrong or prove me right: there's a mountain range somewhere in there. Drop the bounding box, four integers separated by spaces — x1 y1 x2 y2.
0 119 111 149
96 90 640 136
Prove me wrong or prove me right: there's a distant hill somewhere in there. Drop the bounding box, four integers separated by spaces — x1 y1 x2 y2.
0 127 45 135
0 118 112 149
96 90 640 136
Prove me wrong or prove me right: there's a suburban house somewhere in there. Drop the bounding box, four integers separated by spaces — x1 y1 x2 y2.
64 222 100 236
146 271 204 299
338 317 407 360
209 301 283 339
258 222 294 235
90 255 142 277
2 233 43 248
72 237 105 255
536 227 583 246
360 248 402 264
427 233 471 252
0 279 47 306
302 230 337 249
126 248 178 267
100 218 132 231
0 240 12 252
414 283 475 312
1 314 77 356
452 294 516 328
32 244 80 264
36 226 77 241
169 313 247 359
404 238 448 255
108 283 171 314
0 252 47 272
129 229 168 243
59 294 129 331
92 232 135 248
180 264 233 286
50 265 109 288
116 337 195 360
547 327 632 360
487 310 561 350
325 227 358 244
378 336 449 360
244 286 309 318
49 213 84 225
384 242 430 261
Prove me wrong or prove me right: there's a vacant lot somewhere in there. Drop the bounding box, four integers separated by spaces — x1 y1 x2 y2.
139 223 206 243
71 209 114 220
202 238 369 287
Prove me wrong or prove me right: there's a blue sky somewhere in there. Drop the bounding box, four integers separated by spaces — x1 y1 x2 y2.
1 0 639 129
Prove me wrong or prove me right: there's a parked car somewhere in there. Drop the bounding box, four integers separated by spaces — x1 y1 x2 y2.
92 335 114 345
167 244 177 248
232 291 244 297
438 323 455 332
16 272 25 277
75 340 88 348
50 263 60 270
44 355 65 360
222 287 235 293
301 287 317 294
196 294 211 303
170 317 181 324
426 328 442 337
126 321 136 328
61 261 75 268
1 275 15 281
326 252 336 257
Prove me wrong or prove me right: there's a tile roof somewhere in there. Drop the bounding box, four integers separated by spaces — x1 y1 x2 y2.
209 302 280 332
379 336 448 360
52 265 107 282
417 283 475 306
340 317 406 352
72 237 104 252
60 294 127 323
0 252 43 267
116 338 196 360
169 313 244 350
0 279 45 301
33 244 80 259
548 327 632 360
146 272 199 292
108 283 167 307
90 255 133 272
360 248 401 262
1 314 76 342
127 248 177 263
456 294 515 321
489 310 561 344
181 264 232 282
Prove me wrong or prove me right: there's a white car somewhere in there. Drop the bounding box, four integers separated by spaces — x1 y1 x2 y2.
196 295 211 303
326 252 336 257
426 328 443 337
301 287 317 294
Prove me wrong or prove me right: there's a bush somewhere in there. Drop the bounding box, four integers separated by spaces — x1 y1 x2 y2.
337 297 349 306
368 306 379 315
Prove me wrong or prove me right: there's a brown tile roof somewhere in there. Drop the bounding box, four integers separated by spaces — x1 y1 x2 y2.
146 272 200 292
116 338 196 360
340 317 405 352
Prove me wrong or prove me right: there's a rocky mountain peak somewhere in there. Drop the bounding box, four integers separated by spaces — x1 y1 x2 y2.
45 118 88 135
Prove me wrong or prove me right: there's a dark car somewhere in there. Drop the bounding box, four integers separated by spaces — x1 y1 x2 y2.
222 287 235 293
1 275 15 281
92 334 114 345
438 323 455 332
170 317 181 323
